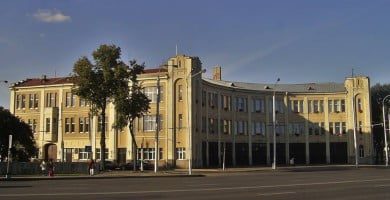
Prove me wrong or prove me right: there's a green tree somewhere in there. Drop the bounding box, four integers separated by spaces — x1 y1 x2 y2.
114 60 150 170
0 107 37 161
72 44 129 170
371 83 390 164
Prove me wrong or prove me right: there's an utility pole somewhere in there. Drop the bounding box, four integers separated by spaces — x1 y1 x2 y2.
154 76 160 173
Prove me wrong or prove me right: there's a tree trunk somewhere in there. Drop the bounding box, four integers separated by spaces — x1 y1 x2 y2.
100 107 106 171
128 120 138 171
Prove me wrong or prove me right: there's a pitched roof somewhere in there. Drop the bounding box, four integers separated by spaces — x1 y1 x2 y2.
13 68 167 88
203 78 346 93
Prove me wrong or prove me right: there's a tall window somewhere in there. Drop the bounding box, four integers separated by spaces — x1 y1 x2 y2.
236 121 247 135
144 86 163 103
201 117 206 133
290 123 304 136
176 148 186 160
222 95 231 111
223 120 231 135
359 145 364 158
28 119 37 134
202 90 206 106
98 116 108 132
143 115 162 131
178 114 183 129
16 95 21 109
79 117 90 133
253 121 265 136
341 99 346 112
29 94 34 109
358 98 363 112
79 98 89 107
45 118 51 132
209 118 216 134
253 98 264 113
45 93 57 107
95 148 109 160
65 92 75 107
291 100 304 113
65 118 70 133
178 85 183 101
236 97 247 112
21 94 26 109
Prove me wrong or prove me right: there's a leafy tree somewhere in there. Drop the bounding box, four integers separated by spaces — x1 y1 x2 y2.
0 107 37 161
72 44 129 170
114 60 150 170
371 83 390 164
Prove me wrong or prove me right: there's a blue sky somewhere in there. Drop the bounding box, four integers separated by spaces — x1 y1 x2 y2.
1 0 390 108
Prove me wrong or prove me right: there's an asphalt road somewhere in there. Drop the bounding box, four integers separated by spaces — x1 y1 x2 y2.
1 168 390 200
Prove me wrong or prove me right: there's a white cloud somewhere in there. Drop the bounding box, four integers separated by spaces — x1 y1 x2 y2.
33 9 71 23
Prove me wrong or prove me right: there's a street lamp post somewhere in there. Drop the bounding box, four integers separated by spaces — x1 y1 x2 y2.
351 91 359 168
272 78 280 170
186 68 206 175
382 95 390 167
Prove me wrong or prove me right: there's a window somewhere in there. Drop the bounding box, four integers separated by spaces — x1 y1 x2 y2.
144 86 163 103
65 92 75 107
209 118 215 134
236 97 247 112
236 121 247 135
291 100 304 113
341 99 346 112
329 122 334 134
137 148 162 160
290 123 304 136
335 122 341 135
358 98 363 112
313 100 318 113
253 98 264 113
222 95 231 111
223 120 231 135
95 148 109 160
45 118 51 132
176 148 186 160
209 93 218 108
16 95 21 109
359 121 362 134
79 118 85 133
98 116 108 132
45 92 57 107
21 94 26 109
28 119 37 134
71 118 75 132
79 98 89 107
328 100 333 113
65 118 70 133
78 148 92 160
275 125 284 136
342 122 347 134
143 115 162 131
178 85 183 101
178 114 183 129
85 117 90 132
253 121 265 136
29 94 34 109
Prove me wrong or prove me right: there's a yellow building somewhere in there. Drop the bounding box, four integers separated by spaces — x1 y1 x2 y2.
9 55 373 167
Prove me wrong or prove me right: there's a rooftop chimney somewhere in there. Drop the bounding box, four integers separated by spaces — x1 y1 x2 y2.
212 65 222 81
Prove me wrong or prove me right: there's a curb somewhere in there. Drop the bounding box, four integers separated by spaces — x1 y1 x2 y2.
1 174 204 181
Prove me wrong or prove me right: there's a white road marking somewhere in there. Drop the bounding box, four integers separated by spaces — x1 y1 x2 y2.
186 183 217 187
257 191 296 196
1 178 390 197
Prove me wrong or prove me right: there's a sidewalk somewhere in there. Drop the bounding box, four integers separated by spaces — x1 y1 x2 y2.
2 164 388 181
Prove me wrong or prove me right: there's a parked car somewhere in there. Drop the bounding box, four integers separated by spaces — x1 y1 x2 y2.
119 160 153 170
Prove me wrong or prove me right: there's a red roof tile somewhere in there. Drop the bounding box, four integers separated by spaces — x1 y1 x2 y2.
14 68 167 87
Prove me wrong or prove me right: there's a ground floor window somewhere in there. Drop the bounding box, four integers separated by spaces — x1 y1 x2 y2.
137 148 162 160
95 148 109 160
359 145 364 158
78 148 92 160
176 147 186 160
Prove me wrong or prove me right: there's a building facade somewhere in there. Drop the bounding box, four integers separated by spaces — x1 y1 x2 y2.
9 55 373 167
